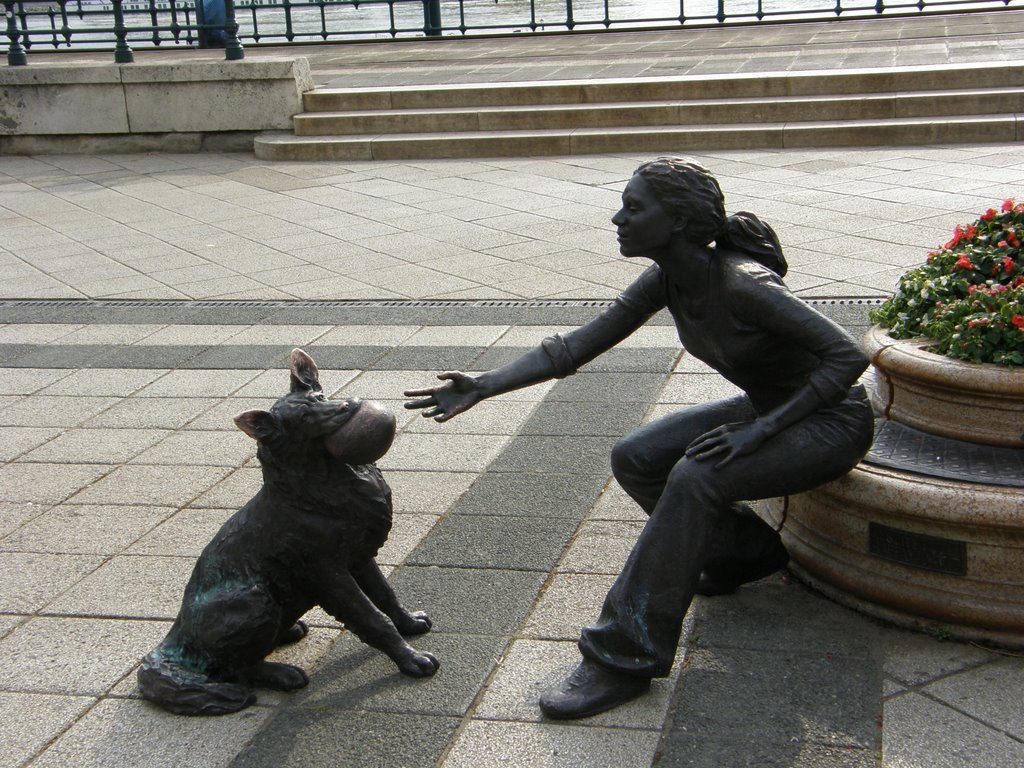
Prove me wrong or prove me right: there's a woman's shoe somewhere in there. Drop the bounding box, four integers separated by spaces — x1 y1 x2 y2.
539 658 650 720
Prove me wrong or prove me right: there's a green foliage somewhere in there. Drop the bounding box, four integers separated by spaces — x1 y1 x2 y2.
870 199 1024 367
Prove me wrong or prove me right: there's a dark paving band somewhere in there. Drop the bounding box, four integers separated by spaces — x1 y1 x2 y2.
0 298 878 371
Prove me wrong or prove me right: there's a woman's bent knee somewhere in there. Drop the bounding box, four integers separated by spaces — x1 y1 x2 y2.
610 433 647 483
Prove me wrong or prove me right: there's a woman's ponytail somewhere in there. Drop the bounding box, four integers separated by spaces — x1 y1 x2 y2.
718 212 788 277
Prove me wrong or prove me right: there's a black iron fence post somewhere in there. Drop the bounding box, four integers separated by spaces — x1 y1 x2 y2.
111 0 134 62
196 0 209 47
423 0 441 36
4 0 27 65
223 0 244 59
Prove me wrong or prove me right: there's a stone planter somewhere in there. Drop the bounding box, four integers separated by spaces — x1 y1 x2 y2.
865 324 1024 449
768 325 1024 647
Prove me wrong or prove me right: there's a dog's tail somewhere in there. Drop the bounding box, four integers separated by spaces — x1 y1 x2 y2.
138 651 255 716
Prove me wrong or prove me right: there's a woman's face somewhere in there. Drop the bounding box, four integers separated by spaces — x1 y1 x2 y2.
612 174 679 258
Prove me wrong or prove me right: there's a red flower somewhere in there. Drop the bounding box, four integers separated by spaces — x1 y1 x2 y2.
946 225 970 249
1003 257 1016 273
1013 315 1024 330
955 255 974 270
982 208 998 221
945 224 975 249
1003 199 1016 212
999 240 1009 248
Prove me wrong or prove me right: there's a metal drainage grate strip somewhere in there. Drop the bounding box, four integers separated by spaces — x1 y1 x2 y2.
0 297 884 310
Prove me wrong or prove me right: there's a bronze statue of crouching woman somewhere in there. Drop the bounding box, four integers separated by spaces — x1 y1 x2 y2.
406 157 874 719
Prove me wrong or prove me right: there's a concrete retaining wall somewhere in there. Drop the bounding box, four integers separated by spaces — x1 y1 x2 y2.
0 57 313 154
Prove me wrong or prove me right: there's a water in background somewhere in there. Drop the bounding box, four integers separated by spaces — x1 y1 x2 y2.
12 0 944 49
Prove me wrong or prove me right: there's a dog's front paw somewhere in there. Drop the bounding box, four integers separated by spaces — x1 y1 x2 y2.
396 610 432 636
398 650 439 678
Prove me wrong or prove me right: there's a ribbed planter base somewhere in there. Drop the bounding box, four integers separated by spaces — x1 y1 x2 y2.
785 563 1024 648
865 325 1024 449
765 461 1024 648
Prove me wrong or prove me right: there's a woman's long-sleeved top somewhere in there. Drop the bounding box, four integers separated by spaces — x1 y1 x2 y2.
550 255 869 414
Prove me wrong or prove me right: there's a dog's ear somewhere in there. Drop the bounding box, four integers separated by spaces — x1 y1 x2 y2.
289 348 322 393
234 410 279 441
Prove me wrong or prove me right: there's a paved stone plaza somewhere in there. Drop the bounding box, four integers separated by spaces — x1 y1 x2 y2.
3 12 1024 768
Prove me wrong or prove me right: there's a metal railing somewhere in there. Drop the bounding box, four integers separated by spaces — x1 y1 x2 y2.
4 0 243 62
4 0 1020 65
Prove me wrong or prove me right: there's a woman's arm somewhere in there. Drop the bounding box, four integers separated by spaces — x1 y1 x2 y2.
405 269 666 421
686 376 854 467
404 301 654 421
686 266 868 466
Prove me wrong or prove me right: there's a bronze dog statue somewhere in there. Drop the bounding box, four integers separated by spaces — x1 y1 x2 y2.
138 348 438 716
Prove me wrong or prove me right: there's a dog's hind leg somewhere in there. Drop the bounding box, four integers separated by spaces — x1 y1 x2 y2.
274 600 313 646
194 590 311 693
192 585 282 667
276 620 309 646
351 560 432 637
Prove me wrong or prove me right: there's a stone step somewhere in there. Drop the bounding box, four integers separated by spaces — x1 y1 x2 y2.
257 61 1024 160
292 88 1024 136
301 62 1024 111
253 115 1022 161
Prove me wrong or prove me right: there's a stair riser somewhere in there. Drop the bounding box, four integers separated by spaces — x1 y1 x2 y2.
294 92 1024 136
781 117 1023 148
256 117 1023 162
303 63 1024 111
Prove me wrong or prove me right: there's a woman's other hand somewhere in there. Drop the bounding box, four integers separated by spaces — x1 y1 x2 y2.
404 371 483 422
685 421 768 468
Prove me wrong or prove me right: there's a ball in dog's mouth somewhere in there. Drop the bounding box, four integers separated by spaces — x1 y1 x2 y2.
324 399 397 464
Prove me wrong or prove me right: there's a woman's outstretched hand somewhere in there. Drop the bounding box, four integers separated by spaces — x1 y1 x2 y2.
404 371 483 422
685 421 768 469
